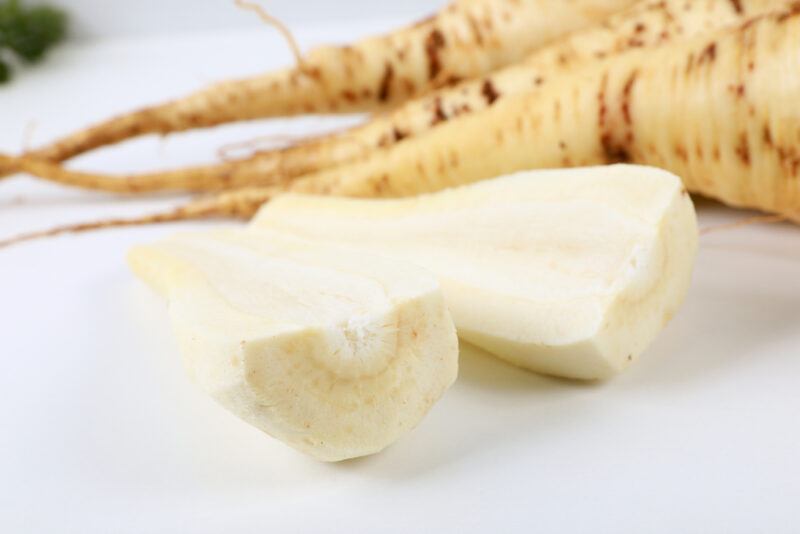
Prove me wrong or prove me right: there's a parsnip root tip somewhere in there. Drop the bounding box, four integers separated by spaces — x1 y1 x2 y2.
0 206 217 249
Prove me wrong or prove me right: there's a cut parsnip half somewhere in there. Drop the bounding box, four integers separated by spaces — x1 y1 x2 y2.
253 165 698 380
128 229 458 461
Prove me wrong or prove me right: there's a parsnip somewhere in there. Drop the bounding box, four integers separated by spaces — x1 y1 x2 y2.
279 6 800 222
231 0 787 190
129 229 459 461
6 5 799 248
10 0 785 194
252 166 698 379
2 0 635 178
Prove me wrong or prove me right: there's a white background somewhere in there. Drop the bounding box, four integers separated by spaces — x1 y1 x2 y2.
1 2 799 533
43 0 448 38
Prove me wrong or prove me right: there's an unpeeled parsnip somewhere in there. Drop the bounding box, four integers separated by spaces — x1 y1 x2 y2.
129 229 459 461
8 0 786 194
1 0 636 178
213 0 787 191
4 4 800 248
251 165 698 379
281 6 800 221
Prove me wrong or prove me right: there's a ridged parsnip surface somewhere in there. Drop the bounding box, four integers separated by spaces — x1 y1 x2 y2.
5 0 635 176
11 0 787 194
283 8 800 221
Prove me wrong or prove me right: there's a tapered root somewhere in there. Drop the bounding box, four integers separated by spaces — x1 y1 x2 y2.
0 187 276 248
2 153 292 193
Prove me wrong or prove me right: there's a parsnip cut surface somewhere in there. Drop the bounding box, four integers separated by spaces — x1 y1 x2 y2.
253 165 698 379
128 229 459 461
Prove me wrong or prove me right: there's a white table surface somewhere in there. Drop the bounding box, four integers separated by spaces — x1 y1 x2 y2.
1 22 799 534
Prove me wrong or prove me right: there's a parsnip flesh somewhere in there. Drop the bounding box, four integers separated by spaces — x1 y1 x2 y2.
128 230 458 461
253 165 698 379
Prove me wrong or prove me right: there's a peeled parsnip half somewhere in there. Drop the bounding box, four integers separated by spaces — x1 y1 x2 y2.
252 165 698 380
128 229 458 461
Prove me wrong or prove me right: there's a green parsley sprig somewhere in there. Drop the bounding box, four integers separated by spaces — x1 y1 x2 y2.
0 0 67 83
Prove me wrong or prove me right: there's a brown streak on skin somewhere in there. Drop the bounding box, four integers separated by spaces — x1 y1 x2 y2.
431 97 447 125
305 67 322 81
728 83 745 98
601 135 630 163
713 146 721 161
377 63 395 102
775 2 800 22
598 72 608 134
763 125 773 147
597 72 629 163
481 79 500 105
698 42 717 64
675 144 688 162
341 89 357 103
685 52 695 74
400 78 416 95
425 29 446 80
392 127 408 142
621 70 639 126
729 0 743 14
735 132 751 166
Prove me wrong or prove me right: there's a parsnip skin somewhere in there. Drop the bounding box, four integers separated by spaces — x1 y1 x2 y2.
284 7 800 222
7 0 785 194
129 230 459 461
253 165 699 380
4 0 635 177
252 0 787 187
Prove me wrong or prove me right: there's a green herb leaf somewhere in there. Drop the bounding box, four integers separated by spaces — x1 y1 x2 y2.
0 0 68 82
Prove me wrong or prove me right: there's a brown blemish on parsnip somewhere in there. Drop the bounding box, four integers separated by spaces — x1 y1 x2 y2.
425 29 446 80
734 132 750 166
431 97 447 125
378 63 395 102
481 79 500 105
341 89 357 103
392 127 408 142
763 125 773 147
621 69 639 126
675 143 688 162
698 42 717 65
728 83 745 98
